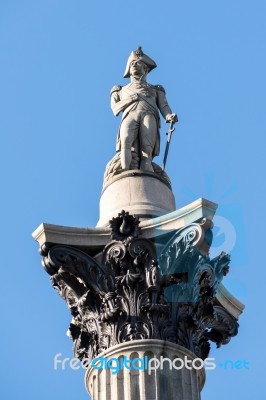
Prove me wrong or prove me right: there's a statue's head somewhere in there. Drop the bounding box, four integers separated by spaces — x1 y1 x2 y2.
123 47 157 78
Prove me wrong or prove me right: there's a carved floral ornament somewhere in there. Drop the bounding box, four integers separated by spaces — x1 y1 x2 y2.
40 211 238 364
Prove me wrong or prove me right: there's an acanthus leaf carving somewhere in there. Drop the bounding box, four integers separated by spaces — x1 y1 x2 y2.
40 212 239 363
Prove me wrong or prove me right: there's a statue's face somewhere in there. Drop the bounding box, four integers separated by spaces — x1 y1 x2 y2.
130 60 147 77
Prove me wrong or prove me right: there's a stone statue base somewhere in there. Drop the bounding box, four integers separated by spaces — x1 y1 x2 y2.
103 153 171 187
85 339 205 400
97 170 176 227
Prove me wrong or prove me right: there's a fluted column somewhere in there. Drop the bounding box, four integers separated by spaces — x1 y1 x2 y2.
85 340 205 400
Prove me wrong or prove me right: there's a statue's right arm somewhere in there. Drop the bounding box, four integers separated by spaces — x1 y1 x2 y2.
110 85 138 116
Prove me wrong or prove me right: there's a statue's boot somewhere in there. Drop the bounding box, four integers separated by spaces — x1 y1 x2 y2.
140 158 154 172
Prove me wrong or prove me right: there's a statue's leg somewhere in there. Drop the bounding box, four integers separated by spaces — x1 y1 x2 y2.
119 114 139 170
139 113 157 172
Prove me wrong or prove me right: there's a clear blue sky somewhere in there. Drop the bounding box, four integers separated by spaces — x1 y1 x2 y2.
1 0 265 399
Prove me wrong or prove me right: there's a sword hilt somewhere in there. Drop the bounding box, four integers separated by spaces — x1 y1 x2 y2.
167 121 175 135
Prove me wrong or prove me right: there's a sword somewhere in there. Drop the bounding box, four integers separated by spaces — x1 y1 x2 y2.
161 121 176 172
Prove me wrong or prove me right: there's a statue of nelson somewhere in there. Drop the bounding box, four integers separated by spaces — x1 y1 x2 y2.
110 47 178 172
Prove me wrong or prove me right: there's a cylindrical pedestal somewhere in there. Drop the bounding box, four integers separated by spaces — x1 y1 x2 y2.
85 340 205 400
97 171 176 227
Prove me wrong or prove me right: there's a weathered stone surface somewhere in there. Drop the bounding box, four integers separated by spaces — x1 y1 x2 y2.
97 171 176 227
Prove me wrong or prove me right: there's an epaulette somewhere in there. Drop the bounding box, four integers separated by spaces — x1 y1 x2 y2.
154 84 166 93
110 85 122 95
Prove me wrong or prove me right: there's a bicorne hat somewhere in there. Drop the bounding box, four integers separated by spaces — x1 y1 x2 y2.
123 47 157 78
